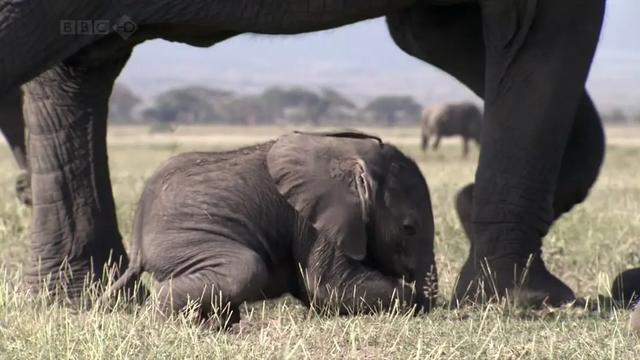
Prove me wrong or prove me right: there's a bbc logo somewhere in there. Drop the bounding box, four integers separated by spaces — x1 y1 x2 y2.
60 20 111 35
60 16 137 40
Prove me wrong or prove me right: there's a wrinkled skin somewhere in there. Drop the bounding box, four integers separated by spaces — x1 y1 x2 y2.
421 102 482 157
108 132 437 326
0 87 31 206
0 0 608 306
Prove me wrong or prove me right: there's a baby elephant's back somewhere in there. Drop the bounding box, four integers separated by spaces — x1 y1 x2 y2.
136 141 295 280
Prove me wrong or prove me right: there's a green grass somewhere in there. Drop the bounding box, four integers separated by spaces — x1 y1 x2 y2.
1 126 639 358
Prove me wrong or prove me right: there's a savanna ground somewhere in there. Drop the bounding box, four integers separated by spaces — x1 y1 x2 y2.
1 125 640 359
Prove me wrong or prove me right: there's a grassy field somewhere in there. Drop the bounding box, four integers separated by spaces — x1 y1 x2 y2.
1 125 639 358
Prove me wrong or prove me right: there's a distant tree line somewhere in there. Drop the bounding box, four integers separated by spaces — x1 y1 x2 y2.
109 83 640 126
109 83 423 126
601 108 640 125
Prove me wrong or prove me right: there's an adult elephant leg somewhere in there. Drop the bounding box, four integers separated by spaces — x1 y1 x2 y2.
22 52 131 300
433 135 442 151
421 133 429 152
459 0 605 306
389 1 605 306
455 92 604 301
553 94 604 219
0 86 31 205
0 87 27 170
462 137 470 158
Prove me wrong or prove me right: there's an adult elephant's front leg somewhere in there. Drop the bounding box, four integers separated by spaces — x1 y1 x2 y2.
388 1 602 303
22 52 131 300
460 0 605 306
453 92 605 306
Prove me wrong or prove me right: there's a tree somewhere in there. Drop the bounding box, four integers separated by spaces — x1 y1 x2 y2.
363 96 422 126
223 96 271 125
604 108 628 124
108 83 142 123
143 86 233 124
259 86 357 125
321 88 356 110
318 88 358 124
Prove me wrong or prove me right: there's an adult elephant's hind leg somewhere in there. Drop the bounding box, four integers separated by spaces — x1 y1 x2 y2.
22 52 131 301
0 87 31 205
552 94 604 219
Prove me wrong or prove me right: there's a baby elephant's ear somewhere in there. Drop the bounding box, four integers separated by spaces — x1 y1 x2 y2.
267 133 379 261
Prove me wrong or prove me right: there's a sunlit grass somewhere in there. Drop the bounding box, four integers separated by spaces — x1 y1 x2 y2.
1 125 639 358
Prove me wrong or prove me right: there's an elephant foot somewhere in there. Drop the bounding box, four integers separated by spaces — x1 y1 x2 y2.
452 184 574 308
611 268 640 308
25 261 93 302
25 250 129 304
452 251 575 308
15 171 32 206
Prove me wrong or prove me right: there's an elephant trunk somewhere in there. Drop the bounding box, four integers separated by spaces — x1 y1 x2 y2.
415 256 438 312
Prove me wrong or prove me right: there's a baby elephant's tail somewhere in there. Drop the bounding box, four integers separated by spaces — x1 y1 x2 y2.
103 192 151 304
103 256 146 304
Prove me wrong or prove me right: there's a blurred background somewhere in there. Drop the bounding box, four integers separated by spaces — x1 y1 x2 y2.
105 0 640 129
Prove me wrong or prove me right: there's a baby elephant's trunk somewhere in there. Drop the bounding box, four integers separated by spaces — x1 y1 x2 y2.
413 260 438 313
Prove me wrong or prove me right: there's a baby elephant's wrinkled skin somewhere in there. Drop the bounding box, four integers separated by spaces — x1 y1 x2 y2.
109 131 437 326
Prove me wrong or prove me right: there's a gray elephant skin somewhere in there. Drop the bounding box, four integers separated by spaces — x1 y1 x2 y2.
108 132 437 325
0 1 610 307
421 102 482 157
0 87 31 206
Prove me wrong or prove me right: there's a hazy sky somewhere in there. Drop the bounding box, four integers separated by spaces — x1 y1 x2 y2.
118 1 640 107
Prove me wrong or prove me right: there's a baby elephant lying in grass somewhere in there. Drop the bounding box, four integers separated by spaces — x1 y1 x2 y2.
108 131 437 327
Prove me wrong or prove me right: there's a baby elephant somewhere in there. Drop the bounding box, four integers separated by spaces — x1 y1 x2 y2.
109 131 437 326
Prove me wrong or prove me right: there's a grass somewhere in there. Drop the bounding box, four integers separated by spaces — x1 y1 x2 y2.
1 125 640 358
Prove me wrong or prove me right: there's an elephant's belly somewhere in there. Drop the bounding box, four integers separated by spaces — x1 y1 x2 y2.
428 0 477 5
146 0 417 35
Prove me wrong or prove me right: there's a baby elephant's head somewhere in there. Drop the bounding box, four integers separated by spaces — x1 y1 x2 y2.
268 131 437 307
363 146 435 288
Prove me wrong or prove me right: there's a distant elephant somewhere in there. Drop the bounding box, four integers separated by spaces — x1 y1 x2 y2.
421 102 482 157
0 1 607 308
108 131 437 325
0 87 31 206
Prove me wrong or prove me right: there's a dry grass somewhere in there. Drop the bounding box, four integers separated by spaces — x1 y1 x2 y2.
1 125 639 358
